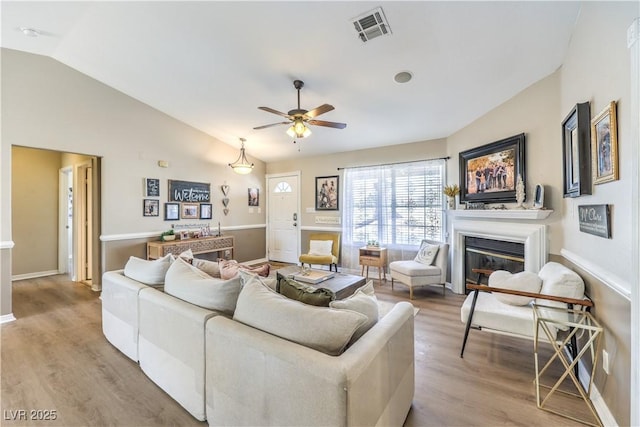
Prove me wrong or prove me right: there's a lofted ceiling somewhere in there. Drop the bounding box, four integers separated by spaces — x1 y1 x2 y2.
1 1 581 163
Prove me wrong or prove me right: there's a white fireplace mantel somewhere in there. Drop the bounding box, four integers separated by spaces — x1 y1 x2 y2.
450 219 548 294
448 209 553 220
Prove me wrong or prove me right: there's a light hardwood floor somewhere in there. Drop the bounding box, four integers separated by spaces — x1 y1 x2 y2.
2 274 590 426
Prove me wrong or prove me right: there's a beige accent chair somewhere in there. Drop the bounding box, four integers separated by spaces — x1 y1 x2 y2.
299 232 340 272
389 239 449 299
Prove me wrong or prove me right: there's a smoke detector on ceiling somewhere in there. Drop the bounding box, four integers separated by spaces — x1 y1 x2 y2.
351 7 392 43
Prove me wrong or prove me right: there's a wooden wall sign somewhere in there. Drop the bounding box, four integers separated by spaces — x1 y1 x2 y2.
578 204 611 238
168 180 211 202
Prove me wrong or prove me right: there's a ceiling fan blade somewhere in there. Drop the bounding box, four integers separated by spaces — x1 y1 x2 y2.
307 119 347 129
253 121 290 130
304 104 334 119
258 106 291 119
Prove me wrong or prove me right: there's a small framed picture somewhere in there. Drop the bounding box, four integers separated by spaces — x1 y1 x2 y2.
181 203 199 219
200 203 212 219
164 202 180 221
179 230 190 240
248 188 259 206
591 101 618 185
315 176 339 210
143 199 159 217
144 178 160 197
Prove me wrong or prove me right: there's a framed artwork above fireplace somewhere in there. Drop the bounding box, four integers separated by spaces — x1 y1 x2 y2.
459 133 526 204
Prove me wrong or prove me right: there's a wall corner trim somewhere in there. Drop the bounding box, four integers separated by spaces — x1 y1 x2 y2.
0 314 17 324
627 17 639 48
560 248 631 301
0 241 15 249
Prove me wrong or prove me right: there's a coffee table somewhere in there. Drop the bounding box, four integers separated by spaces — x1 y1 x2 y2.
276 266 366 300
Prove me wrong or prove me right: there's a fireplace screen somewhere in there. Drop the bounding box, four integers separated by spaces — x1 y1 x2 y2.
465 237 524 286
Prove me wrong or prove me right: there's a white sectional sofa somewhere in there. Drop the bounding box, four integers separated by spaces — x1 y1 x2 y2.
101 256 415 426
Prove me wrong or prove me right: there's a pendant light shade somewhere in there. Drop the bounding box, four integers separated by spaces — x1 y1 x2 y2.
229 138 254 175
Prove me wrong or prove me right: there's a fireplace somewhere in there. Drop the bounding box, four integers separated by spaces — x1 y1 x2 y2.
450 215 549 294
464 237 524 286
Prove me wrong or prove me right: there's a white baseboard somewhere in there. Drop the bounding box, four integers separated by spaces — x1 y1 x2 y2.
578 357 618 426
12 270 59 281
0 313 16 324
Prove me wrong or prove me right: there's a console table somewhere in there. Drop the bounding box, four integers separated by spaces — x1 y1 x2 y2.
147 235 234 260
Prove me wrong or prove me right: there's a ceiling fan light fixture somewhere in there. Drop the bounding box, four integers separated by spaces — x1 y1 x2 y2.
228 138 254 175
286 118 311 138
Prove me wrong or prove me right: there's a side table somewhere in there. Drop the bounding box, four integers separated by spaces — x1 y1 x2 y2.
359 247 387 282
532 303 603 427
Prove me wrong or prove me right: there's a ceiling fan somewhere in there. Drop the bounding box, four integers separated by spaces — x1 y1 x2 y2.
254 80 347 138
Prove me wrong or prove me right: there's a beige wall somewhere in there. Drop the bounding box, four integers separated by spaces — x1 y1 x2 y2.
1 48 267 310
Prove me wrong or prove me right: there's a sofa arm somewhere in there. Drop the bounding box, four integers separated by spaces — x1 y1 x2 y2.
205 301 414 427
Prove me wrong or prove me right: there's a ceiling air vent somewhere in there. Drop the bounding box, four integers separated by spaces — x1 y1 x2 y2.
351 7 392 43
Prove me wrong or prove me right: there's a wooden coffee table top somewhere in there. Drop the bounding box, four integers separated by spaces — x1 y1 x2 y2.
276 266 367 300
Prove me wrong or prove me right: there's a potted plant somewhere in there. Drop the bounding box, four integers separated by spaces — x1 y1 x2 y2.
160 229 176 242
443 184 460 209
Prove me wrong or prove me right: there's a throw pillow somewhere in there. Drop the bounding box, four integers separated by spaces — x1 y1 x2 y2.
164 257 242 315
309 240 333 256
192 257 221 278
178 248 194 263
329 281 378 342
233 276 367 356
123 254 174 285
220 260 271 280
488 270 542 306
276 274 335 307
414 241 439 265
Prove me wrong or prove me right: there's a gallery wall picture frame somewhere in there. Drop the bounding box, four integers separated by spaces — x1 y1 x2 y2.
200 203 212 220
248 188 259 206
181 203 199 219
144 178 160 197
164 202 180 221
143 199 159 217
591 101 618 185
459 133 526 204
578 204 611 238
315 175 339 211
562 102 592 198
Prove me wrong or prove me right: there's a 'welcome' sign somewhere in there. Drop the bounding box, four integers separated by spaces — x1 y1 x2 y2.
168 180 211 203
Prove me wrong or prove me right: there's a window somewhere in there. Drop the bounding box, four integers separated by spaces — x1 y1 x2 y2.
274 181 292 193
343 159 445 248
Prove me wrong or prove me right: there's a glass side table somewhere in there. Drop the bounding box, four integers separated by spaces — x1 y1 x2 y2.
532 303 603 427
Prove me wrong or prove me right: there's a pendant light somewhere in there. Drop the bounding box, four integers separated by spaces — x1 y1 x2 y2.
228 138 254 175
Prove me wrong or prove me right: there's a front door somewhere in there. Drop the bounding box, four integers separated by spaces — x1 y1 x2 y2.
267 173 300 263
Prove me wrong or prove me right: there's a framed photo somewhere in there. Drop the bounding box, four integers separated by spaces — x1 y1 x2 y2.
164 203 180 221
459 133 525 204
248 188 259 206
578 204 611 238
562 102 591 197
200 203 212 219
144 178 160 197
181 203 199 219
315 176 339 210
143 199 159 217
591 101 618 185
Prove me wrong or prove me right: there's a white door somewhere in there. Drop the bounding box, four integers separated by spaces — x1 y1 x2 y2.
267 173 300 263
58 167 73 274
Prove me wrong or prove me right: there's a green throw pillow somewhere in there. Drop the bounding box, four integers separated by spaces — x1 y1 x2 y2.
276 273 335 307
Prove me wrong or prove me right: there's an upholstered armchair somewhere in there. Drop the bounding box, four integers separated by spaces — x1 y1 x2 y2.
389 239 449 299
299 233 340 272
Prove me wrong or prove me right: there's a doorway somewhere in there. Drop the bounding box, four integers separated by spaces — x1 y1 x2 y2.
266 172 300 263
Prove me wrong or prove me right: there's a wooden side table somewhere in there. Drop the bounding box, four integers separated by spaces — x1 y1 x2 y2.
359 247 387 282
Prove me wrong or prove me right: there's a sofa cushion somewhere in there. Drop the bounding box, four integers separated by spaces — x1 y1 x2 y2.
489 270 542 306
389 260 441 277
414 241 439 265
309 240 333 256
233 275 367 356
164 257 241 315
192 258 221 278
276 274 334 307
123 254 174 285
329 281 378 342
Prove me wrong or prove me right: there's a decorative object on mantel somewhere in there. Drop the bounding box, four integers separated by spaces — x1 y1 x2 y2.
578 204 611 238
562 102 591 198
466 202 486 210
591 101 618 185
443 184 460 210
533 184 545 209
515 174 525 209
228 138 254 174
160 229 175 242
